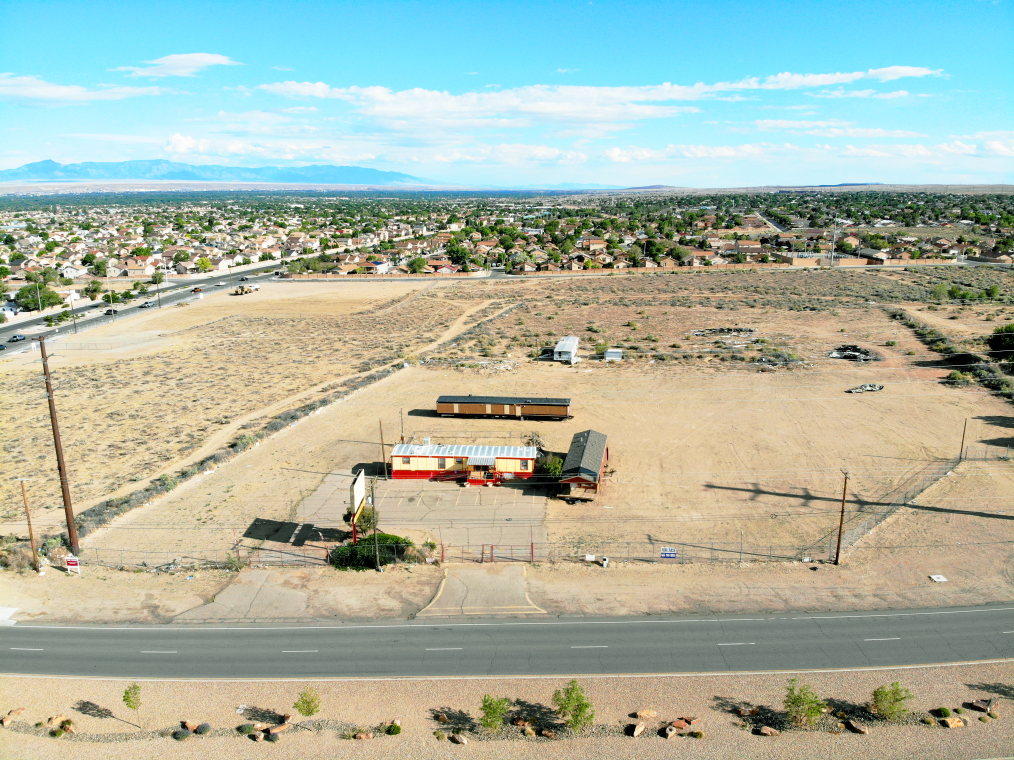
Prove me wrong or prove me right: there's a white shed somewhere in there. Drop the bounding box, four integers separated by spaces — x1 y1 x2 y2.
604 348 623 362
553 336 580 364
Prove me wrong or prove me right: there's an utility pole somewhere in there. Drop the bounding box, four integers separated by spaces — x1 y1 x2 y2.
370 477 381 571
36 336 79 554
18 480 40 573
959 418 969 460
834 469 849 566
379 420 387 479
400 408 405 443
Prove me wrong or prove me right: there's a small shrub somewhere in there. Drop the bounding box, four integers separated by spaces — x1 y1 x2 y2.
938 707 951 718
195 723 211 735
989 711 1000 719
784 678 826 727
980 715 990 723
265 731 279 742
35 722 44 728
294 687 321 717
51 728 65 738
690 730 704 738
387 723 402 735
953 707 963 714
922 716 934 725
886 340 898 346
238 724 255 735
172 728 192 741
225 554 245 572
552 679 595 731
434 730 446 740
871 682 913 721
479 695 511 730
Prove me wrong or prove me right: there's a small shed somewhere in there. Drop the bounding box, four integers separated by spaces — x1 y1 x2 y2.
559 430 609 502
604 348 623 362
553 336 580 364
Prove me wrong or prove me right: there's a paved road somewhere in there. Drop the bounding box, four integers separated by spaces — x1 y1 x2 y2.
3 604 1012 679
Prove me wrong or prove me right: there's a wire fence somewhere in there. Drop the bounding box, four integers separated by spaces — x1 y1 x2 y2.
963 445 1012 461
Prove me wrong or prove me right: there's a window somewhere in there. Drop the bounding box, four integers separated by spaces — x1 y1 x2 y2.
402 457 411 465
437 458 446 469
520 459 529 471
455 458 464 465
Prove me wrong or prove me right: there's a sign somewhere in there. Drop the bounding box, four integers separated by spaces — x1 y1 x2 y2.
660 547 677 559
349 470 366 524
65 555 81 574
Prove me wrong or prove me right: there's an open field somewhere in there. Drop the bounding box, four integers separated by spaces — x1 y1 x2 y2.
2 662 1012 760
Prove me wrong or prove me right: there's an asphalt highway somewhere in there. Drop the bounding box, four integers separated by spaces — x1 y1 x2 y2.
3 604 1013 679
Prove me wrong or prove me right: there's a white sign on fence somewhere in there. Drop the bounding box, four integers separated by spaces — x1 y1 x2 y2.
660 546 677 559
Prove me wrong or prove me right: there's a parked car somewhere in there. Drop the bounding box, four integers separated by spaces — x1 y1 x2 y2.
8 334 26 342
215 281 225 286
191 287 202 293
104 308 118 315
0 344 6 351
239 276 250 281
138 301 155 308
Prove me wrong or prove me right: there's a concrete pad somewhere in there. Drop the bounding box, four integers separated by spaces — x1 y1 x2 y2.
417 564 545 617
0 607 17 626
175 570 307 621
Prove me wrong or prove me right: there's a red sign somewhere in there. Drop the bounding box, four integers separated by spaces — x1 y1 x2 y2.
66 556 80 573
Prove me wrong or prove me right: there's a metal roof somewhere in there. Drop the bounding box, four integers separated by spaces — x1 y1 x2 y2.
392 444 538 459
554 336 580 353
437 395 571 407
561 430 608 481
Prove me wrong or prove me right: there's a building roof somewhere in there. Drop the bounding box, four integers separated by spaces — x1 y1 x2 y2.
392 444 538 459
554 336 580 353
561 430 608 481
437 395 571 407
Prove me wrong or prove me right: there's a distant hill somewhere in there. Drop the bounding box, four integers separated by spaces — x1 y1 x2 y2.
0 159 439 186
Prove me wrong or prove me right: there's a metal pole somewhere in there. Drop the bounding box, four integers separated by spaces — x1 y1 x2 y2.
834 471 849 566
959 418 968 460
20 481 39 572
37 336 79 553
371 478 381 571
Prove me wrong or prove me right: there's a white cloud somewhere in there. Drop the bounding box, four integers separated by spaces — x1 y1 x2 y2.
433 143 587 164
557 68 580 73
273 66 295 72
604 142 788 162
809 89 911 99
937 141 978 155
115 53 241 78
0 73 161 104
986 140 1014 157
754 119 925 138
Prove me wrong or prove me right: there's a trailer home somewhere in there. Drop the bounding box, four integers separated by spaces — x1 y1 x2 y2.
553 336 580 364
435 395 572 420
391 443 538 485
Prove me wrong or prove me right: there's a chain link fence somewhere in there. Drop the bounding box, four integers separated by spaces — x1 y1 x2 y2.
963 445 1012 461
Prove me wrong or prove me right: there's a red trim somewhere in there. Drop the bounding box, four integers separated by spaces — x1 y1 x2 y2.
392 468 535 480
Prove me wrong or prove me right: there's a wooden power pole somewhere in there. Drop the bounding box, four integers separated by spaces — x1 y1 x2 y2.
36 336 80 554
19 480 40 572
834 470 849 566
379 420 387 479
959 418 969 460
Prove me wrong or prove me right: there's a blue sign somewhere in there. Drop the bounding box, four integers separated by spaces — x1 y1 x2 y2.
660 546 677 559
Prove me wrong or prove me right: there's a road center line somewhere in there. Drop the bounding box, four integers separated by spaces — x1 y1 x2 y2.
425 648 463 651
1003 631 1014 634
141 651 177 654
10 647 43 651
718 643 755 646
864 638 901 642
571 646 608 649
282 650 318 653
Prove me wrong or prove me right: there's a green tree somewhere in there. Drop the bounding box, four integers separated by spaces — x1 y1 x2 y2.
407 257 428 273
88 260 108 277
15 284 63 312
784 678 825 727
102 292 121 305
552 680 594 731
293 687 321 717
987 324 1014 357
196 257 213 273
871 682 913 721
122 682 142 728
479 695 511 731
173 251 190 264
83 280 104 301
150 271 165 286
536 454 563 477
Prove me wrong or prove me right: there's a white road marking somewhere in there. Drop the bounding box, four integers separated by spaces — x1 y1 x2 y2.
864 638 901 642
1003 631 1014 634
10 647 43 651
571 646 608 649
141 651 177 654
718 643 755 646
282 650 318 653
425 648 463 651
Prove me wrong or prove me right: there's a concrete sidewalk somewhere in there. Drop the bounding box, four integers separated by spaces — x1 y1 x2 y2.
417 563 546 617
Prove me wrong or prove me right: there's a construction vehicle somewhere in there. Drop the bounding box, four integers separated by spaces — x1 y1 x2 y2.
233 283 261 295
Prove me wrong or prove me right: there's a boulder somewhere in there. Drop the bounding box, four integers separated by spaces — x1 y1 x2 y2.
512 718 529 727
664 725 679 740
636 709 657 719
7 708 26 718
63 725 76 735
252 722 267 731
282 713 292 724
268 723 290 735
846 720 869 735
524 726 536 737
392 719 401 727
183 722 198 732
738 707 759 716
0 717 10 727
759 726 780 736
354 732 373 740
436 713 449 724
253 733 264 742
632 721 646 737
451 733 468 744
47 714 67 727
671 719 688 730
682 716 700 725
941 717 965 728
541 728 555 739
972 698 999 713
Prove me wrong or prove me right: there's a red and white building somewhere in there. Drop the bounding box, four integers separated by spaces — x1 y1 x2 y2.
390 443 538 485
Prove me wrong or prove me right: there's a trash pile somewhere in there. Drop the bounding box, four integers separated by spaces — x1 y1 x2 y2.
846 383 884 394
692 327 756 336
828 344 878 362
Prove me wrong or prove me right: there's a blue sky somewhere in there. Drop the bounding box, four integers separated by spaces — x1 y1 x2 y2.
1 0 1011 187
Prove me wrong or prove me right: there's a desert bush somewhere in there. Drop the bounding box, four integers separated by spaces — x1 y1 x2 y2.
238 724 255 735
195 723 211 735
871 682 913 721
479 695 511 730
937 706 951 718
552 680 594 731
784 678 825 727
387 723 402 735
294 687 321 717
172 728 192 741
536 455 563 477
265 731 279 742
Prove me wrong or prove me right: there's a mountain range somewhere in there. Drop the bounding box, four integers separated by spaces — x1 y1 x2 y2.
0 159 438 186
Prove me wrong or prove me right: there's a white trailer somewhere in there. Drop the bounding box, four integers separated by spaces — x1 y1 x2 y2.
553 336 580 364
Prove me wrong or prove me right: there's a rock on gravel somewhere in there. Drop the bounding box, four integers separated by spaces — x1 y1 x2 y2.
632 722 646 737
636 709 657 719
759 725 780 736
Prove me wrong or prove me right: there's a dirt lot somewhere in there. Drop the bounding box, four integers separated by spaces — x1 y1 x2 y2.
0 280 492 525
1 663 1011 760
